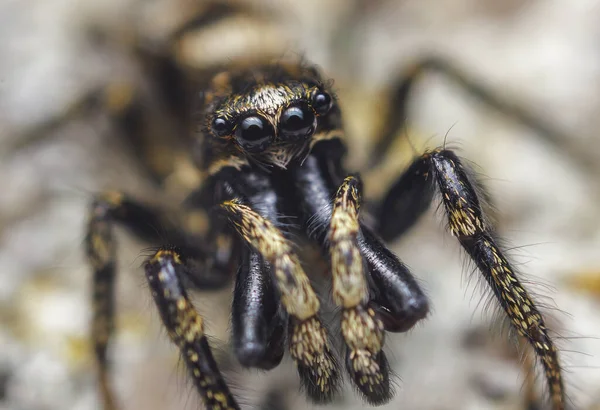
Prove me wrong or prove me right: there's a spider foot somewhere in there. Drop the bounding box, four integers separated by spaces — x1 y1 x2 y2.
342 306 391 405
289 316 341 404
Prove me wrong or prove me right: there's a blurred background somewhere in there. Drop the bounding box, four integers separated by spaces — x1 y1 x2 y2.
1 0 600 409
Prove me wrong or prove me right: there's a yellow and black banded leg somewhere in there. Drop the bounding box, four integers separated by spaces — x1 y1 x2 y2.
220 199 341 403
85 191 232 409
329 175 389 404
87 191 163 410
86 195 118 410
145 248 239 410
522 340 543 410
370 57 595 174
379 149 566 410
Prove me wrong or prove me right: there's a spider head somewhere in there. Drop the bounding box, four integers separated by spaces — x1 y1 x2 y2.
199 63 337 169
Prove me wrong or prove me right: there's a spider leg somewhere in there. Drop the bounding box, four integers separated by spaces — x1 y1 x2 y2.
369 57 595 174
144 247 239 410
378 149 565 410
522 338 543 410
220 199 341 403
329 175 389 404
85 191 233 409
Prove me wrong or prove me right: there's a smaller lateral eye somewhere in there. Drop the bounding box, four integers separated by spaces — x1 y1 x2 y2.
211 117 231 136
312 91 332 115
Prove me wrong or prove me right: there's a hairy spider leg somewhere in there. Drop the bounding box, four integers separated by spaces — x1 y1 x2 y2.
145 248 239 410
85 191 234 409
329 175 390 404
378 149 565 410
369 57 594 174
220 199 341 403
516 336 544 410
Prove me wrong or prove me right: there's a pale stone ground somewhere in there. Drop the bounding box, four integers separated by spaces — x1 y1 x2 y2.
1 1 600 410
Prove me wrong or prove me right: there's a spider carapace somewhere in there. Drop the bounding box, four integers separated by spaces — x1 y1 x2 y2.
86 61 566 410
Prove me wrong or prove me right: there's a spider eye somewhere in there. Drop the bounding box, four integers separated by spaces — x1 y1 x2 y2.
279 103 316 140
312 91 332 115
212 117 231 137
235 115 274 152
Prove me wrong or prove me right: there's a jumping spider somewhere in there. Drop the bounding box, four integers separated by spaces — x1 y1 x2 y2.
78 2 569 410
86 61 567 409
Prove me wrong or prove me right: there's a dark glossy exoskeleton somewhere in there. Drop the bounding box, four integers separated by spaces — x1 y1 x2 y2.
86 59 567 410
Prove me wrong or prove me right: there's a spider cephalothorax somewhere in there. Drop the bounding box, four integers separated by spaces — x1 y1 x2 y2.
196 63 341 170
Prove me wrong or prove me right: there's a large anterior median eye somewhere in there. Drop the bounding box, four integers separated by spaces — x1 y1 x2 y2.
234 115 275 152
279 103 316 140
